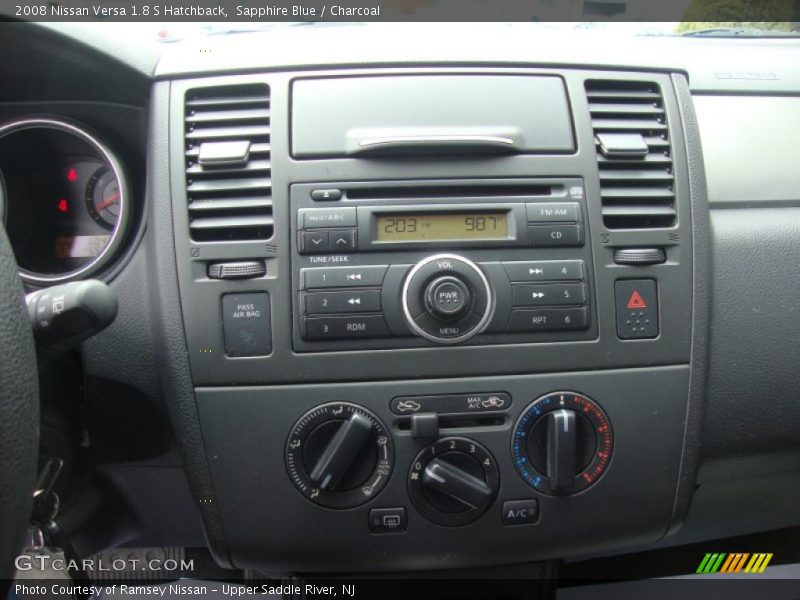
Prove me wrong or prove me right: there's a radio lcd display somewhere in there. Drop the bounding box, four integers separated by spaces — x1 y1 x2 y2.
377 212 509 242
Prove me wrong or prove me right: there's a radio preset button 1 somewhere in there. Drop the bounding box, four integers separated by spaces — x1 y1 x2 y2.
502 260 584 282
528 225 583 247
301 266 388 289
512 283 586 307
526 202 580 223
506 308 588 332
303 315 390 340
304 290 382 315
300 207 357 229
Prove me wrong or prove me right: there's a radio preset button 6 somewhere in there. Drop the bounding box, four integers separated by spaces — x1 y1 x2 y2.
301 266 388 289
506 308 588 332
528 225 583 247
502 260 584 283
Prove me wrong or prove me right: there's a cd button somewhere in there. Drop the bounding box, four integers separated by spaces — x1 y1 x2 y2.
528 225 583 247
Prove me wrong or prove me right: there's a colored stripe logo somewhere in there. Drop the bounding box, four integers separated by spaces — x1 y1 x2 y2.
696 553 773 574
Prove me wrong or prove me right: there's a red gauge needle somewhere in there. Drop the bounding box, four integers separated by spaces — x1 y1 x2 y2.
95 192 119 211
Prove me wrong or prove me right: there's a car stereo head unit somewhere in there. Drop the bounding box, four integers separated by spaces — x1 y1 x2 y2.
291 178 596 351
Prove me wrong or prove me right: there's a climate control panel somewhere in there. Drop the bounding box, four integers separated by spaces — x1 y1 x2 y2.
284 391 613 527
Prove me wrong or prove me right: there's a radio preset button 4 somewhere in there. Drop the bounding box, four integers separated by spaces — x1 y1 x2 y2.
502 260 584 282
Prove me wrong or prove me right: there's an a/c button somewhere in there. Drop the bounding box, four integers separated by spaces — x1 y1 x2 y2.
502 499 539 525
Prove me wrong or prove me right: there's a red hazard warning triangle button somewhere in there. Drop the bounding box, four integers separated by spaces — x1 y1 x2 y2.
615 279 658 340
626 290 647 309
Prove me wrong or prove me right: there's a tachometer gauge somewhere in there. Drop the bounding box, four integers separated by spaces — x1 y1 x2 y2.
86 167 120 230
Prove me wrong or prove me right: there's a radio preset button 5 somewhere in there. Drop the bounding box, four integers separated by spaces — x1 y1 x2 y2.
512 283 586 307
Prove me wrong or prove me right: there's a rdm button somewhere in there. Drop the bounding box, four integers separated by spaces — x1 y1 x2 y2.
222 293 272 357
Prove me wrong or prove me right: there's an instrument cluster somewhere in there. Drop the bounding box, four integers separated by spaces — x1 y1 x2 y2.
0 119 132 285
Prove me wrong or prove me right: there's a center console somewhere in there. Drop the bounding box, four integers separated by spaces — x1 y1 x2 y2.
161 67 707 573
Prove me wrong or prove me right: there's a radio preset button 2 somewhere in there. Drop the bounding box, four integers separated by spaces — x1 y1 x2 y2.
304 290 382 315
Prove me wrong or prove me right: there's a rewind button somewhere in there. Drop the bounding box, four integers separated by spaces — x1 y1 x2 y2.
303 290 382 315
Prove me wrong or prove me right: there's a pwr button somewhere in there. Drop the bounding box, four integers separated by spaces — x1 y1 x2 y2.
615 279 659 339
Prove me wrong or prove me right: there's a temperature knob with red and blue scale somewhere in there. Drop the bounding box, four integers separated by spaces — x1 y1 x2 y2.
511 391 613 495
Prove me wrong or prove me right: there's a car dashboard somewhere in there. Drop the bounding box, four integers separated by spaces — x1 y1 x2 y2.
1 22 799 579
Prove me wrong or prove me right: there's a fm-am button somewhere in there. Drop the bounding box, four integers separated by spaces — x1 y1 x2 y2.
302 315 390 340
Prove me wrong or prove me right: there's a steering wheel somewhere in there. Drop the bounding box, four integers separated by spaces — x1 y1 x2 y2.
0 224 39 590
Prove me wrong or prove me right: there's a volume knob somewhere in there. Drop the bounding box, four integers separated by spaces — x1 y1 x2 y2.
402 254 494 344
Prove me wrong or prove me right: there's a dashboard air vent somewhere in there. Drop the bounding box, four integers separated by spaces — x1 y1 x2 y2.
585 80 675 229
184 84 273 241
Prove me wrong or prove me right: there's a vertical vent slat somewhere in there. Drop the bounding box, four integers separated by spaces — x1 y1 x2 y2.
184 84 273 241
586 80 676 229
